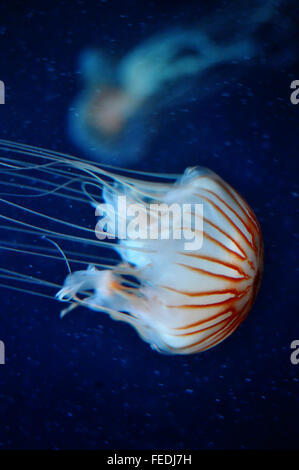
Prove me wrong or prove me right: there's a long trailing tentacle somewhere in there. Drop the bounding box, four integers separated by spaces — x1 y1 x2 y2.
0 139 179 179
0 139 179 206
0 139 170 311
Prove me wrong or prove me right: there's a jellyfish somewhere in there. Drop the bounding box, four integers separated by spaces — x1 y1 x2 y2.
70 32 254 165
69 0 287 165
0 140 263 354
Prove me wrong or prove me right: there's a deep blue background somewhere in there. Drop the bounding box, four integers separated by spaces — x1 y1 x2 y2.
0 0 298 450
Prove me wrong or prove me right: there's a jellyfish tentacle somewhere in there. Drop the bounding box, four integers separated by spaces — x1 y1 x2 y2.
0 141 263 354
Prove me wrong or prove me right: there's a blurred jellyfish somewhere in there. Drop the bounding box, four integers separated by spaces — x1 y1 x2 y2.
70 31 253 165
69 0 290 165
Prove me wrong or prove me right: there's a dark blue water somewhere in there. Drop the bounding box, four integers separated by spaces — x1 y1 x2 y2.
0 0 298 450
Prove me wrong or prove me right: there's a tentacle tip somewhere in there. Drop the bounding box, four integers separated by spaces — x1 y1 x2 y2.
59 302 78 318
60 309 69 319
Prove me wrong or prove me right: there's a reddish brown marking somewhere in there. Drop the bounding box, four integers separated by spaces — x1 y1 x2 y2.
246 264 263 315
185 209 248 260
203 216 248 260
166 286 250 310
200 183 257 242
187 314 241 352
193 300 251 352
110 279 121 290
196 191 257 255
175 170 261 240
173 315 233 337
176 314 240 352
198 229 247 261
180 253 249 278
176 262 249 282
197 316 242 352
247 260 255 271
172 299 251 352
212 176 261 236
173 306 235 331
161 285 242 298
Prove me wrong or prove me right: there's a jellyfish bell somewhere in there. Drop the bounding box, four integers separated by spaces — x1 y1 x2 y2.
69 47 148 165
0 141 263 355
69 83 148 165
57 166 263 354
85 86 142 138
87 87 132 137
